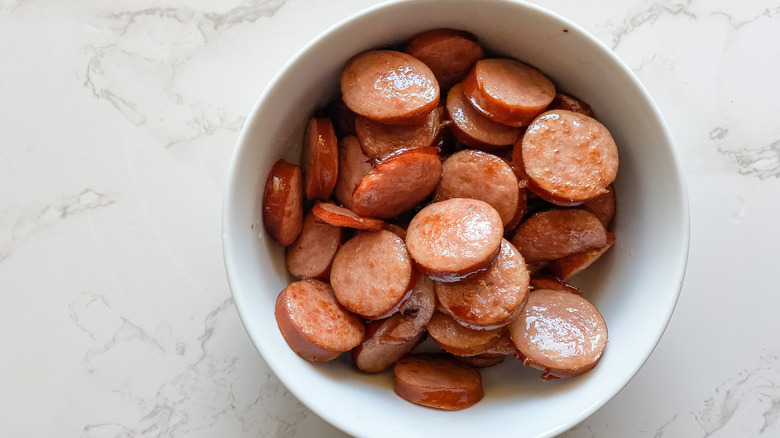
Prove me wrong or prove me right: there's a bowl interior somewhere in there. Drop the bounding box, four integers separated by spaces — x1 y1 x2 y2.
223 0 689 437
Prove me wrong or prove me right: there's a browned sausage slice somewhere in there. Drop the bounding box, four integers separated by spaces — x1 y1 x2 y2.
456 353 506 368
352 315 424 373
445 83 521 150
263 159 303 246
511 209 607 263
352 147 442 219
383 223 407 240
302 117 339 200
380 275 436 344
514 110 619 206
427 311 504 356
285 212 343 280
330 230 413 319
312 201 385 231
355 109 441 159
405 28 484 91
580 184 616 229
529 274 583 296
435 239 530 330
547 92 595 118
509 289 607 379
547 232 616 280
462 58 555 127
341 50 440 125
275 279 365 363
326 98 358 138
406 198 503 282
435 150 521 228
394 353 483 410
334 136 373 209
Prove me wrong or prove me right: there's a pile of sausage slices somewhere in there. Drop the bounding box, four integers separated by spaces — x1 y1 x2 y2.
263 29 618 411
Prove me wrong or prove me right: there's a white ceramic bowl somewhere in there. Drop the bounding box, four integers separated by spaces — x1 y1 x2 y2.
222 0 690 436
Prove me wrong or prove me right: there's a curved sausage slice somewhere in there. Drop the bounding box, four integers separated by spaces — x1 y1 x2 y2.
334 136 373 209
341 50 440 125
456 353 505 368
435 239 530 330
263 159 303 246
330 230 413 319
312 201 385 231
511 209 607 263
285 212 343 280
355 109 440 159
352 315 424 373
380 275 436 344
509 289 607 379
275 280 365 363
394 353 483 410
352 147 442 219
515 110 619 206
427 311 504 356
405 28 484 91
547 92 595 118
580 184 616 229
529 274 583 296
445 83 521 150
462 58 555 127
435 150 521 228
547 232 616 280
406 198 503 282
302 117 339 200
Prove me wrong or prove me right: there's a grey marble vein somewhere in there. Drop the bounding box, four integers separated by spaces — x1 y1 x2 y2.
606 0 696 50
719 140 780 179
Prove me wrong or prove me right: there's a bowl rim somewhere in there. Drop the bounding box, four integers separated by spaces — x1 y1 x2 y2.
222 0 691 436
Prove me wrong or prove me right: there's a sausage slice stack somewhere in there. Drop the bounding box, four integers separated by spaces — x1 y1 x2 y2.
261 28 621 411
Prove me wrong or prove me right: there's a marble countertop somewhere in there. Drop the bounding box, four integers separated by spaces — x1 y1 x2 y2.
2 0 779 436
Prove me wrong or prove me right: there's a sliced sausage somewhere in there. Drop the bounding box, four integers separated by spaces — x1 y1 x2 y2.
514 110 619 206
330 230 413 319
406 198 503 282
352 147 442 218
383 223 407 240
352 315 425 373
436 239 530 330
341 50 440 125
355 109 440 159
483 330 517 356
302 117 339 200
275 280 365 363
405 28 484 91
456 353 505 368
547 92 595 118
394 353 483 410
312 201 385 231
462 58 555 127
380 275 436 344
326 98 358 138
427 311 504 356
285 212 343 279
262 159 303 246
580 184 617 229
526 261 550 275
445 83 521 150
547 232 616 280
334 136 373 209
511 209 607 263
529 274 583 296
509 289 607 379
435 150 521 228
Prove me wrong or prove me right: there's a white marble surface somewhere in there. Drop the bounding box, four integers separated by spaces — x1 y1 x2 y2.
2 0 779 436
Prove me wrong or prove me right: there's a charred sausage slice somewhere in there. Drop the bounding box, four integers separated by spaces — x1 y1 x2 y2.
511 208 607 263
435 150 521 228
285 212 343 280
330 230 413 319
435 239 530 330
394 353 484 410
509 289 607 380
515 110 619 206
262 159 304 246
302 117 339 200
462 58 555 127
405 28 484 91
341 50 440 125
275 279 365 363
